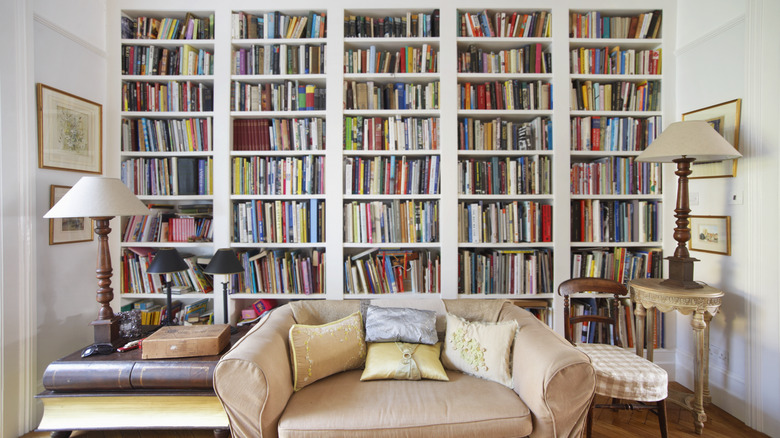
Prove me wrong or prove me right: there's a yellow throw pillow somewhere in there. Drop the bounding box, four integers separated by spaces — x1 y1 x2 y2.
441 313 517 388
361 342 449 381
289 311 366 391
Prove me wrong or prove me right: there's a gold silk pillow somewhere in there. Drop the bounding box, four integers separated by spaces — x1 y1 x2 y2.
289 311 366 391
360 342 449 381
441 313 518 388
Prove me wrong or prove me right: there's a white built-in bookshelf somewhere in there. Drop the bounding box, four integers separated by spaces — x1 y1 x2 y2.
107 0 676 338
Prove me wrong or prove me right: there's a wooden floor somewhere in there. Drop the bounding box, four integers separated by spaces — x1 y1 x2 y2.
22 383 766 438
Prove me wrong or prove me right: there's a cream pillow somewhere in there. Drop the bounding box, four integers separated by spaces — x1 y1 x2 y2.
289 311 366 391
360 342 449 381
441 313 517 388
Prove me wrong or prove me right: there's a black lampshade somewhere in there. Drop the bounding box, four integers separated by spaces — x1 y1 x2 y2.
204 249 244 275
147 248 189 274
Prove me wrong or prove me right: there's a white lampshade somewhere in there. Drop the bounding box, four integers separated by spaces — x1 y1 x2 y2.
636 120 743 163
44 176 150 218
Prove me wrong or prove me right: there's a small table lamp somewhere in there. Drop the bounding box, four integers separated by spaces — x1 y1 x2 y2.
44 177 150 344
146 248 189 326
636 121 742 289
204 248 244 332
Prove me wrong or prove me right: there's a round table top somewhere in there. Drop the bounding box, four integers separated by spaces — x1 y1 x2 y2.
629 278 723 315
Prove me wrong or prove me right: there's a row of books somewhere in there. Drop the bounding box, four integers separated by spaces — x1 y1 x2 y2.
458 116 552 151
231 81 325 112
232 44 326 76
344 11 440 38
570 10 662 39
232 11 327 40
121 248 213 295
457 10 551 38
232 155 324 196
344 80 439 111
122 44 213 76
121 157 212 196
571 157 661 195
458 156 552 196
459 80 552 110
570 46 662 75
233 199 324 244
345 45 437 74
344 116 439 151
121 117 212 153
123 211 213 244
121 81 213 112
571 247 663 284
570 79 660 112
232 249 325 295
458 43 551 74
458 249 552 296
345 249 440 294
571 199 661 243
232 117 325 151
459 201 552 244
122 13 214 40
344 155 440 196
569 297 663 349
570 116 661 151
344 200 438 244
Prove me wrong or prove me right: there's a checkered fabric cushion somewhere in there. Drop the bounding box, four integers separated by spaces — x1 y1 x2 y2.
576 343 667 402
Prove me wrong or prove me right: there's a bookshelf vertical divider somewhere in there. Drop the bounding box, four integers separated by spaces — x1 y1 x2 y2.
108 1 674 338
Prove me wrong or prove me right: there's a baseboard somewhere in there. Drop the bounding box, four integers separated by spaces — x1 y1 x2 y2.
676 350 748 423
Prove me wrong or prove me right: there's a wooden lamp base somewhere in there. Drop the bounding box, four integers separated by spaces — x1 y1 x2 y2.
90 316 121 345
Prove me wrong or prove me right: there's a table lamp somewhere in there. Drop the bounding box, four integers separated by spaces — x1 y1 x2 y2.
44 176 150 344
636 120 742 289
204 248 244 333
146 248 189 326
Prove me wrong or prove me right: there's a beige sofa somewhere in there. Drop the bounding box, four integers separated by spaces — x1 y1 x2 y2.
214 299 595 438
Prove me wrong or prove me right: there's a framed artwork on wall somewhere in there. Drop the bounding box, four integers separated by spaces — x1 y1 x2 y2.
37 83 103 174
689 215 731 256
49 185 93 245
682 98 741 179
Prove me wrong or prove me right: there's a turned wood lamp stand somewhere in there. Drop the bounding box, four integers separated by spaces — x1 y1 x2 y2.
44 177 150 346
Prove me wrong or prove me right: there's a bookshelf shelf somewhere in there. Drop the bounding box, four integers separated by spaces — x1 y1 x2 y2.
110 1 674 335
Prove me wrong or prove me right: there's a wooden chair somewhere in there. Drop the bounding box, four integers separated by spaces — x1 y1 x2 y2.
558 277 668 438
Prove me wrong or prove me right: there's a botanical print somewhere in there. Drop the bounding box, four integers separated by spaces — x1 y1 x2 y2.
57 105 89 154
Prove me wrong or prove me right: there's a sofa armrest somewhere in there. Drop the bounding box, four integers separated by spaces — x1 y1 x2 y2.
499 304 595 438
214 306 296 438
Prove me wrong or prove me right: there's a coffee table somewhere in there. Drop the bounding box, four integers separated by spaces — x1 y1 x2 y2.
36 326 248 438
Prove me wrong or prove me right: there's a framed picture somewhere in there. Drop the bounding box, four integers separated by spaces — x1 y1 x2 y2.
682 98 741 179
689 215 731 256
49 185 93 245
37 83 103 174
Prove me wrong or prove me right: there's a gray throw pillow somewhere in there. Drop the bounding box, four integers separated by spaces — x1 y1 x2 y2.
364 305 438 345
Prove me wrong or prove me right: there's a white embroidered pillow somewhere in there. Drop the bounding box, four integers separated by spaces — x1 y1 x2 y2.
440 313 517 388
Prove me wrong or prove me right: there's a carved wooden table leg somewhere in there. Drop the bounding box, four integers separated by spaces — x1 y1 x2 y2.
703 312 714 405
634 302 647 358
692 310 707 434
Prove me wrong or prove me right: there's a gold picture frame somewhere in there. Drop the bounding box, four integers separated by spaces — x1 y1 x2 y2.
49 185 93 245
688 215 731 256
682 98 741 179
37 83 103 174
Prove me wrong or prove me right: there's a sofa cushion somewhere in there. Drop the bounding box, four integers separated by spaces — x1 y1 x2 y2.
441 314 517 388
289 312 366 391
365 305 438 344
278 369 532 438
360 342 448 381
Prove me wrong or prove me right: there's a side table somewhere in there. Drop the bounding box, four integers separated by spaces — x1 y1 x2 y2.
36 326 249 438
629 278 724 435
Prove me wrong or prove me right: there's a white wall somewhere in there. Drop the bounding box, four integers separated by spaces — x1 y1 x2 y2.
31 0 108 428
675 0 780 434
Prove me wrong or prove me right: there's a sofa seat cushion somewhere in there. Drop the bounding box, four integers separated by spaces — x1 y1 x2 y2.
278 369 532 438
